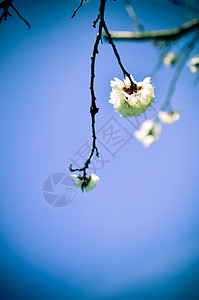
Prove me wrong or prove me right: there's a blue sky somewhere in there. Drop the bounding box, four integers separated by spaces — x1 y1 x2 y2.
0 0 199 299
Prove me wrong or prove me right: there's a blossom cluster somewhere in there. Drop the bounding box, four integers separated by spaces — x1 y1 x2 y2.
158 110 180 124
163 52 178 66
134 110 181 147
71 70 182 192
70 173 100 192
188 55 199 73
109 76 155 118
134 120 161 148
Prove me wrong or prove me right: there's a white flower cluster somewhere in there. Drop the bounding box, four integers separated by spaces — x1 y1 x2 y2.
70 173 100 192
158 110 180 124
163 52 178 66
134 110 180 147
188 55 199 73
109 76 155 118
134 120 161 148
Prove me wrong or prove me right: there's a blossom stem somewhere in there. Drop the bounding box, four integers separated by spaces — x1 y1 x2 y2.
102 20 137 92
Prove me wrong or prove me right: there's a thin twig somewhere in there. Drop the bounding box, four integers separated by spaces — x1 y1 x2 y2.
93 13 99 28
71 0 86 19
102 20 137 92
10 3 30 29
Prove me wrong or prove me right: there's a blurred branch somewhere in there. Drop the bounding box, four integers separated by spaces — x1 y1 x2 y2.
103 18 199 42
168 0 199 12
122 0 145 31
161 31 199 111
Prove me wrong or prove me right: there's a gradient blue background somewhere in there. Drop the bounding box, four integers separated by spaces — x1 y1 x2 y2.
1 0 199 299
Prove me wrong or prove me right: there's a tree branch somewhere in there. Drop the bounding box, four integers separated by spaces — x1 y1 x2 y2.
103 18 199 42
70 0 106 191
0 0 30 28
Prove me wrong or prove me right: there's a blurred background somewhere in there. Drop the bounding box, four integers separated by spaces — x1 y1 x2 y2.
0 0 199 299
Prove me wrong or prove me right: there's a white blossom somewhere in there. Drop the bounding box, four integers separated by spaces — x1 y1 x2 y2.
70 175 82 189
70 173 100 192
163 52 178 66
109 76 155 118
158 110 180 124
188 55 199 73
134 120 162 147
85 173 100 192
